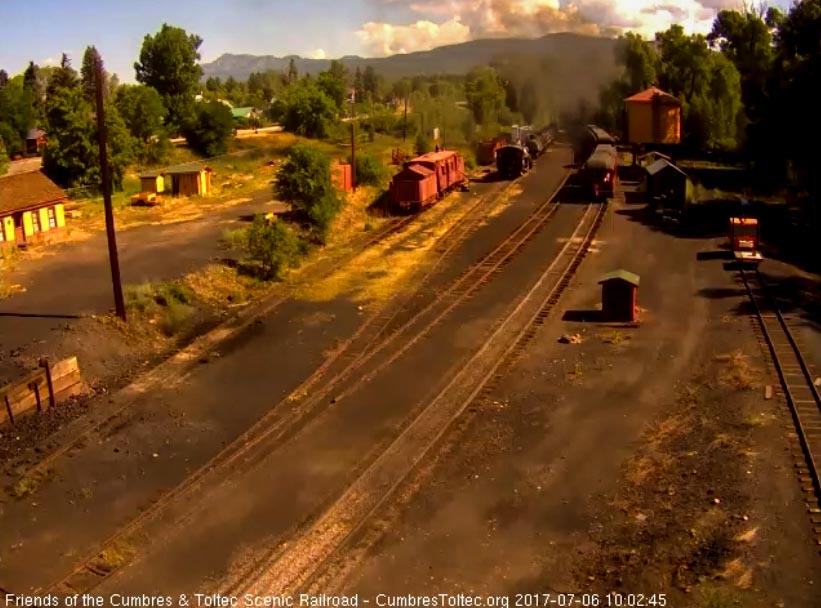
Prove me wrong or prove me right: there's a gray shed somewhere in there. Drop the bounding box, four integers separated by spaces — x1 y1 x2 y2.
645 159 693 209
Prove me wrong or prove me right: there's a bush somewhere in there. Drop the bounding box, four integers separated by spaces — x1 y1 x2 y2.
184 101 234 157
275 144 343 240
393 116 418 139
246 216 303 279
352 154 390 187
415 133 431 156
0 141 8 176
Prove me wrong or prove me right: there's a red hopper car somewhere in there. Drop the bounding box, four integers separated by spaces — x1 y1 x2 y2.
389 149 466 211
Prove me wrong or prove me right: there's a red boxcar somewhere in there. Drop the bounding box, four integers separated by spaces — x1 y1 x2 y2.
389 149 466 211
389 164 438 210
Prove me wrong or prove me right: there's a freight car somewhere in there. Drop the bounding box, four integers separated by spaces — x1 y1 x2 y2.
574 125 615 166
389 149 466 211
476 138 505 166
525 126 556 159
580 143 618 199
496 144 532 179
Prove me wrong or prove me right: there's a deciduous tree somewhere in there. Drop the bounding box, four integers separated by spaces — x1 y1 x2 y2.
183 100 233 157
134 23 203 132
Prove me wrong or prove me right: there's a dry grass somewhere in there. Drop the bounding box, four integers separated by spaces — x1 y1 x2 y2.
326 186 389 246
601 330 629 345
287 190 477 307
183 263 265 309
92 542 136 574
10 468 52 499
715 351 761 391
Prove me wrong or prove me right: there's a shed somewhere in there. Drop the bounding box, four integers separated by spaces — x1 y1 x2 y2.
599 270 640 322
25 128 46 155
138 163 213 197
332 162 353 192
138 170 166 195
0 171 67 245
625 87 681 145
231 107 260 123
645 159 693 209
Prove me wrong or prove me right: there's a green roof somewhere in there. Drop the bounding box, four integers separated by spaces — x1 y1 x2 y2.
599 269 640 286
231 107 256 119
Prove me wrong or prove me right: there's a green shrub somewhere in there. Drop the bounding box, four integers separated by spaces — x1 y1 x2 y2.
184 101 234 157
0 141 8 176
221 227 249 250
352 154 390 187
275 144 343 240
246 216 303 279
415 133 431 156
160 300 194 336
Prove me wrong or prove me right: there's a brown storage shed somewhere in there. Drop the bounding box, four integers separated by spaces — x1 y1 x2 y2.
332 162 353 192
599 270 640 322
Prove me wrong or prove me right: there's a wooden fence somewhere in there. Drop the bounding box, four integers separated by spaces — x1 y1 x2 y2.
1 357 84 426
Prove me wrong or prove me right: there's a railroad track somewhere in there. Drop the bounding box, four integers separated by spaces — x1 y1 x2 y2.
38 169 564 596
741 268 821 546
234 201 607 596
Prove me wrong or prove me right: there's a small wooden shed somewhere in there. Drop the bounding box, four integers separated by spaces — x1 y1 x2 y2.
332 162 353 192
138 163 213 198
599 270 640 322
646 158 693 210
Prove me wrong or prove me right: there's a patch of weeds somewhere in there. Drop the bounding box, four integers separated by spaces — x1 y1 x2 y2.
698 585 742 608
715 351 760 391
92 542 136 574
742 412 771 428
160 300 195 336
10 468 52 499
221 226 249 250
601 330 629 345
124 282 156 312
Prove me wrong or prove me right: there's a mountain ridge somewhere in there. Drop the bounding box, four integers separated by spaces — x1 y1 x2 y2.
201 33 622 110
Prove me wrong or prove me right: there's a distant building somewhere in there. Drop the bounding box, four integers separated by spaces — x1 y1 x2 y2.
138 162 213 198
0 171 67 246
624 86 681 145
25 128 47 156
231 107 260 122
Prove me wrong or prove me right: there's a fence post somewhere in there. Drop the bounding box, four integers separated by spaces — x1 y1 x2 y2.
4 395 13 425
40 357 56 409
30 381 42 412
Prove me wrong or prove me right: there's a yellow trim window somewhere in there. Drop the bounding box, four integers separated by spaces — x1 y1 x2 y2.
48 207 56 229
31 211 41 233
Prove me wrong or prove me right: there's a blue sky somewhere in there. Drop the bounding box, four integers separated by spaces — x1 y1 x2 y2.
0 0 795 83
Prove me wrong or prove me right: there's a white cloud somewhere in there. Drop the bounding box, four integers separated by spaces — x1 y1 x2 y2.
309 48 327 59
40 56 58 66
357 17 471 56
358 0 740 56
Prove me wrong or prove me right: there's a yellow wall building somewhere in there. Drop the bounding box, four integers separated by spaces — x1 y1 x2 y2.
0 171 67 246
138 164 213 198
625 86 682 145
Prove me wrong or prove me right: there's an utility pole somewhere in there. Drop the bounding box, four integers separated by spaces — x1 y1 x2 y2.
350 88 357 192
403 94 408 142
94 54 126 320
